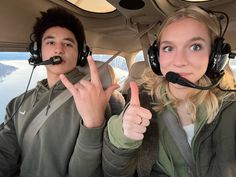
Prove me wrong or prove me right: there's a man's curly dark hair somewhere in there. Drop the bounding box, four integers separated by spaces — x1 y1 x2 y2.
31 7 86 65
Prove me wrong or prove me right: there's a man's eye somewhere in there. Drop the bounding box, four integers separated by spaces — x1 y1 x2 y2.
190 44 202 51
65 43 73 47
46 41 54 45
162 46 173 52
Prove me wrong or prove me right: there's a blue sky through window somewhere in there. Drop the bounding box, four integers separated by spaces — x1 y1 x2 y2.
0 52 30 60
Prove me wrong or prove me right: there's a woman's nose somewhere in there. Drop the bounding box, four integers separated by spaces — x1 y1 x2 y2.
173 49 188 66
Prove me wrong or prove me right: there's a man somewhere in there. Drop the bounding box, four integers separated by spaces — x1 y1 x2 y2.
0 7 118 177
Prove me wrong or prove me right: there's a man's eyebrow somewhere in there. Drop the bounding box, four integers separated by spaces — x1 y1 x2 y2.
42 36 76 44
63 37 76 44
42 35 54 41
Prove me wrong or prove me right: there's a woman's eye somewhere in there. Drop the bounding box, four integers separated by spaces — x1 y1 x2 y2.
190 44 202 51
162 46 173 52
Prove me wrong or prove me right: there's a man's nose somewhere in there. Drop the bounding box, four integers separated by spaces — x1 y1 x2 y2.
54 43 64 54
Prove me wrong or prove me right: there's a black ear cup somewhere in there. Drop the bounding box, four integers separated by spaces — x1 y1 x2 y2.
28 41 42 65
148 41 162 75
206 37 231 80
28 41 91 67
77 44 91 67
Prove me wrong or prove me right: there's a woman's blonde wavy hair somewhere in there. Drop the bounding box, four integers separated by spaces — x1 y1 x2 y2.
140 5 236 123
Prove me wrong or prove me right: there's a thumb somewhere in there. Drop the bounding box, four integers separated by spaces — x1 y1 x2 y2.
130 81 140 106
105 84 120 102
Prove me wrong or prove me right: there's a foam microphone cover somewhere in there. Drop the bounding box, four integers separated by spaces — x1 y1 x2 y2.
165 72 180 83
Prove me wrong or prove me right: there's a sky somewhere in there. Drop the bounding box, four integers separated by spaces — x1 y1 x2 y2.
0 52 30 60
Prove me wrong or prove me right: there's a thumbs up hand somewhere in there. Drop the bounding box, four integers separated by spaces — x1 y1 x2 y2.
122 81 152 140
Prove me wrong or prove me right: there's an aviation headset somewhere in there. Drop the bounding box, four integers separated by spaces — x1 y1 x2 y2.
148 7 231 83
28 39 91 67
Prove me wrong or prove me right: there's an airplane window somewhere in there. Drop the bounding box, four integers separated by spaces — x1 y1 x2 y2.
229 57 236 78
134 51 145 62
93 54 128 85
0 52 46 123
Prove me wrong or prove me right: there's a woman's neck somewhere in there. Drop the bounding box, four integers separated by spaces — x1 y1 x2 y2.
168 83 197 100
168 83 199 126
176 103 193 126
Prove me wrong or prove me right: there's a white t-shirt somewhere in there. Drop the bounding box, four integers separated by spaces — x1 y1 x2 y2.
183 123 194 145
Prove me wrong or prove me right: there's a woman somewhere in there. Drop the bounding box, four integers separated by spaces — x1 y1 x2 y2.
103 5 236 177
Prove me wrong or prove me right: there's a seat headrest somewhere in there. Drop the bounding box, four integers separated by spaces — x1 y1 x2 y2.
77 60 116 89
129 61 146 79
121 61 146 94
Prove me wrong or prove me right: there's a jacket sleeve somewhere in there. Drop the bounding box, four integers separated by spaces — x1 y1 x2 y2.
0 100 21 177
68 120 105 177
67 103 112 177
103 126 139 177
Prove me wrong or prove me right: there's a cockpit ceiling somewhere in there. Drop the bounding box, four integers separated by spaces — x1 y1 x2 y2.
0 0 235 54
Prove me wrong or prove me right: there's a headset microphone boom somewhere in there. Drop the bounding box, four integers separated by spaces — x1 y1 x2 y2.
29 56 62 66
165 71 222 90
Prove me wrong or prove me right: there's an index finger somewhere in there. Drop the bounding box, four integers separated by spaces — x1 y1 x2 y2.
87 56 102 87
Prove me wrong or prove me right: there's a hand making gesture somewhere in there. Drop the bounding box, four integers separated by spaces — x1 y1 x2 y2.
60 56 119 128
122 81 152 140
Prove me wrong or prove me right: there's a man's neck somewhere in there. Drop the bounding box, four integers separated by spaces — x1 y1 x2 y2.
46 73 60 88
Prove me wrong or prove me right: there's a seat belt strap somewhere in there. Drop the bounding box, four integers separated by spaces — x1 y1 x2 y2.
22 89 71 155
161 111 196 176
22 53 121 155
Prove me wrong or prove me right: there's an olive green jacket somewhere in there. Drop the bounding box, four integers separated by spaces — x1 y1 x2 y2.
103 90 236 177
0 69 107 177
